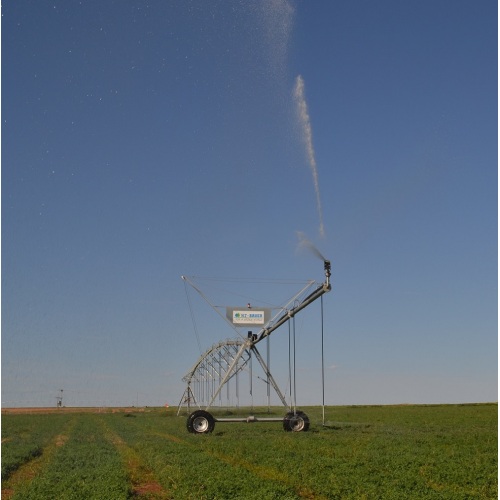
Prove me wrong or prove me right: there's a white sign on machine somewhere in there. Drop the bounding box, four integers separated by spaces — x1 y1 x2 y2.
226 306 271 326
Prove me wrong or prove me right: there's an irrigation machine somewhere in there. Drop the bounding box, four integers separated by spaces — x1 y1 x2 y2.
178 259 331 434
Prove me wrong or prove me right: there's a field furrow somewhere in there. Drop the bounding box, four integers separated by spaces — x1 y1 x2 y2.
1 415 77 498
147 429 327 499
99 417 172 499
4 414 129 499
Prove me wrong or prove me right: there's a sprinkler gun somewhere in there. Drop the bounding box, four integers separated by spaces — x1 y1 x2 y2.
256 259 331 343
324 260 331 289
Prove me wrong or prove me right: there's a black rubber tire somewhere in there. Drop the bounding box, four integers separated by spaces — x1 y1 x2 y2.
283 411 310 432
187 410 216 434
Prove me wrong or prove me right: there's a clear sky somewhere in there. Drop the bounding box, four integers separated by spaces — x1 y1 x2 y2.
2 0 497 408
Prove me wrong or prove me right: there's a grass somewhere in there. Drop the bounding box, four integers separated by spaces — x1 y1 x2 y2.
1 413 72 481
1 404 497 499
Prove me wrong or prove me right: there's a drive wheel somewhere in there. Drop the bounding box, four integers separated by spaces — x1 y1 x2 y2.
283 411 310 432
187 410 215 434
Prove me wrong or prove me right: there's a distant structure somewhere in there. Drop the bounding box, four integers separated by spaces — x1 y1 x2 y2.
56 389 63 407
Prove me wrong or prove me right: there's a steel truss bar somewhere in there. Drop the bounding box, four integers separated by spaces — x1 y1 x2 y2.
205 341 249 408
251 345 288 407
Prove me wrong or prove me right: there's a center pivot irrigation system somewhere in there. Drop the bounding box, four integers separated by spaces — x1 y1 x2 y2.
178 259 332 434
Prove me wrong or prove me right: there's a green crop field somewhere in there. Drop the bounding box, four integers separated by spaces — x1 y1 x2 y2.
1 404 497 499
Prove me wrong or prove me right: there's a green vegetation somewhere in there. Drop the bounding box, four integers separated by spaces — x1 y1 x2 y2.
2 404 497 499
1 413 71 481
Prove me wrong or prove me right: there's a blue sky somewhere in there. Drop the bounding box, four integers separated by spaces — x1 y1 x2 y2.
2 0 497 408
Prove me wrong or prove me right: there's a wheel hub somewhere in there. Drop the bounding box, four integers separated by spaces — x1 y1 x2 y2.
290 416 305 432
193 416 209 432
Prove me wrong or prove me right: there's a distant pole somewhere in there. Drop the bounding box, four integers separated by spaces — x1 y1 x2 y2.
267 334 271 412
321 295 325 426
292 312 297 413
56 389 63 408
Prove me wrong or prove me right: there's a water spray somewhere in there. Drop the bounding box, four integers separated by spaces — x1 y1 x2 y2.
293 75 325 238
296 230 326 261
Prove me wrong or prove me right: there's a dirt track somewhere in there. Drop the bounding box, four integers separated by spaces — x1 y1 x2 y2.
1 407 147 415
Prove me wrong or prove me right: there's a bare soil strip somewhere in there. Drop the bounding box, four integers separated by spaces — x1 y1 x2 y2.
1 419 76 499
1 407 145 415
100 421 171 499
153 431 326 499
